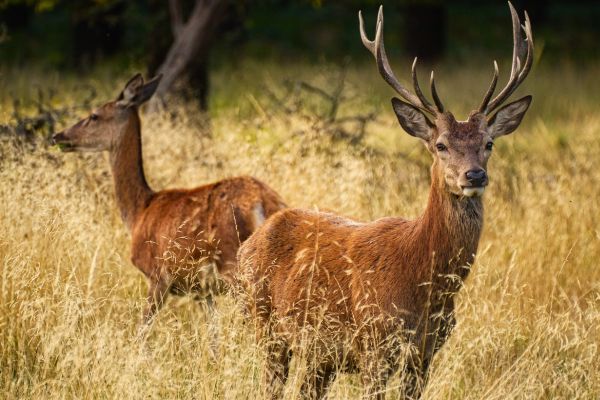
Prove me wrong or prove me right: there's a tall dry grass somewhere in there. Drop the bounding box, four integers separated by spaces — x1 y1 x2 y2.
1 60 599 399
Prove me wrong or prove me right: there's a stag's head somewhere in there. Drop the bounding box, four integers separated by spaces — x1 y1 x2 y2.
360 3 533 197
52 74 161 152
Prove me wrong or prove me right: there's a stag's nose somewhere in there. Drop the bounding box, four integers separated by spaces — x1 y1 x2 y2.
465 169 488 186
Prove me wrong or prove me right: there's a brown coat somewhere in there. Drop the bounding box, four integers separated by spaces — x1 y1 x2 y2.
238 163 483 398
131 175 286 293
52 74 287 325
239 3 533 396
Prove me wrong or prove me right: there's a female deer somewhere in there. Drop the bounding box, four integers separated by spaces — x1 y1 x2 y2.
53 75 286 331
238 3 533 399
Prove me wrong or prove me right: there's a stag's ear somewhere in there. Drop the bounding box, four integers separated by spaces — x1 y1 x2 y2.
117 74 162 108
488 95 532 138
391 97 433 141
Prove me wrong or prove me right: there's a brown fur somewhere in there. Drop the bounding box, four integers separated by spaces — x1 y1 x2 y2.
53 75 286 325
238 106 530 398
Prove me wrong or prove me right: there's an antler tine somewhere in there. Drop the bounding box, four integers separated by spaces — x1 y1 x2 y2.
478 61 499 112
517 11 534 83
358 9 376 56
508 2 522 81
411 58 436 112
430 70 444 113
359 6 439 115
484 1 534 114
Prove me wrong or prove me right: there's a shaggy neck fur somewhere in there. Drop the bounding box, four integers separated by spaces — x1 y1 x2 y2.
108 111 153 230
417 159 483 290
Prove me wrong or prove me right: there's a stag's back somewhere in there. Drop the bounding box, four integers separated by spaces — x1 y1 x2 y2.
238 208 430 339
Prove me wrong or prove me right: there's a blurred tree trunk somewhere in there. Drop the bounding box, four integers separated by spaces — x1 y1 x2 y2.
152 0 227 110
403 3 446 62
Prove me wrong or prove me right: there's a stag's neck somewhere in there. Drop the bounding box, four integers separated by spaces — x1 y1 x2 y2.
417 162 484 287
108 112 153 231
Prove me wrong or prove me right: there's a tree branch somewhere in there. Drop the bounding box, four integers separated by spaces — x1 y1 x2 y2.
153 0 227 104
168 0 184 38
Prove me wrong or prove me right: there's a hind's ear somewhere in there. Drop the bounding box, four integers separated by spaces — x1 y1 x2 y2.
117 73 144 103
117 74 162 108
488 95 532 138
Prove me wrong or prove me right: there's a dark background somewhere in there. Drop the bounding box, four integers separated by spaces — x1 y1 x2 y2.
2 0 599 66
1 0 599 112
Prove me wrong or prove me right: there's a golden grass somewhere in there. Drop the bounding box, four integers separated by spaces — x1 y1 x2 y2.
1 59 599 399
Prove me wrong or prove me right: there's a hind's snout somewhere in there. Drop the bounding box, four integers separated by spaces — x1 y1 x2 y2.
51 131 66 145
51 131 75 152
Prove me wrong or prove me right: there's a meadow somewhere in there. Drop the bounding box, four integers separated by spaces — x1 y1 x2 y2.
1 59 599 399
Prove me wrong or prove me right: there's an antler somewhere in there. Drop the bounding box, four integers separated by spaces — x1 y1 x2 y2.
479 1 534 114
359 6 443 116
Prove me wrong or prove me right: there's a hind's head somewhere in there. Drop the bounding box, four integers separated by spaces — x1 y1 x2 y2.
52 74 161 152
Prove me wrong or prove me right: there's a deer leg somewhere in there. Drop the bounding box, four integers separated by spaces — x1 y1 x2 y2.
196 295 219 360
247 277 290 398
359 347 394 400
401 309 452 399
402 355 429 400
300 364 337 400
262 336 291 399
142 278 170 326
360 366 388 400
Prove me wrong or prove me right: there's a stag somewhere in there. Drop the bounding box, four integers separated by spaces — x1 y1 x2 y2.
238 3 533 398
52 74 286 337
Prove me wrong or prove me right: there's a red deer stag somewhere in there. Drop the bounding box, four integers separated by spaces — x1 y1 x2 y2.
52 74 286 334
238 3 533 399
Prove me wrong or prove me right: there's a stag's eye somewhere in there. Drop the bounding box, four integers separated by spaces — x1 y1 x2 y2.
435 143 448 152
485 141 494 151
90 114 99 121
